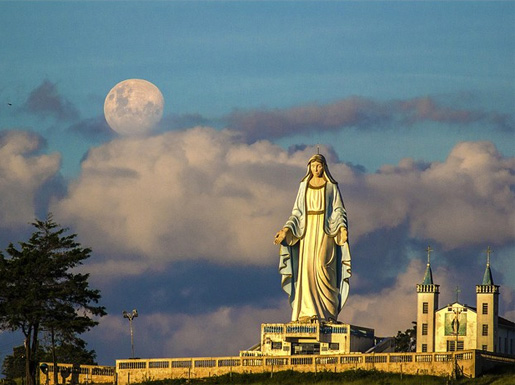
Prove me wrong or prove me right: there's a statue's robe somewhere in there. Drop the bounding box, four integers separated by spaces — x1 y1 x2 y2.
279 179 351 322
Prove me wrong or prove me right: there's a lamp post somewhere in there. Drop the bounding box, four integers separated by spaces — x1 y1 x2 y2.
451 305 463 379
123 309 138 358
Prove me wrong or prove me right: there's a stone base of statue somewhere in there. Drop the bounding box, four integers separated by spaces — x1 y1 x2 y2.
240 321 376 357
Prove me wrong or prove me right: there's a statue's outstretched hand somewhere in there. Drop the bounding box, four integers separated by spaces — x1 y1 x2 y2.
274 228 289 245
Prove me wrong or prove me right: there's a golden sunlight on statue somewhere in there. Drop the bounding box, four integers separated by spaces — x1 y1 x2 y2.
274 154 351 324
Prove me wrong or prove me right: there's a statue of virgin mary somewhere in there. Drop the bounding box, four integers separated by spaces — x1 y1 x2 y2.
274 154 351 323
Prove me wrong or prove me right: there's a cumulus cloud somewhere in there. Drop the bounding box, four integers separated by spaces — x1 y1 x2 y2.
86 256 513 362
343 259 422 335
23 80 79 121
89 304 290 360
226 96 514 142
52 128 514 279
352 141 515 249
0 131 60 227
54 127 316 270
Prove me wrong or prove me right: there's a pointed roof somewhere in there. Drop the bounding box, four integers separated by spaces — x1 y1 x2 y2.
482 264 494 285
422 263 434 285
422 245 434 284
481 246 494 286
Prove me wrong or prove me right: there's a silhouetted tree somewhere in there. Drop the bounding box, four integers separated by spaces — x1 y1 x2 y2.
394 327 416 352
0 215 106 385
2 339 96 385
1 346 27 382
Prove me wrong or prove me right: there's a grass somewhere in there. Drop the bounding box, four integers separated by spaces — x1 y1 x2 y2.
135 367 515 385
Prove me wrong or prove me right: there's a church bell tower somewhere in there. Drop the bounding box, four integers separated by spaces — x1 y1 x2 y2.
416 246 439 352
476 247 499 352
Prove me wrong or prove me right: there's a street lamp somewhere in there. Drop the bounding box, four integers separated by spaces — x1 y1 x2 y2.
451 305 463 379
123 309 138 358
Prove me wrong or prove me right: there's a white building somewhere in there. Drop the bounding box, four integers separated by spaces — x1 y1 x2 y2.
416 248 514 354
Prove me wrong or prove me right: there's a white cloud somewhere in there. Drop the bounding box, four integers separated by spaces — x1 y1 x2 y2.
54 127 313 272
343 259 420 336
52 129 514 278
347 141 515 250
90 304 290 359
0 131 60 226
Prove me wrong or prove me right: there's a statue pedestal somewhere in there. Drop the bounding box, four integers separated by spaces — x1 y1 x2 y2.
241 321 375 356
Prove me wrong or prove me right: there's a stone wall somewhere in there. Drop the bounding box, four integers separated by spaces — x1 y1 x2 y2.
39 363 115 385
39 350 515 385
115 350 483 384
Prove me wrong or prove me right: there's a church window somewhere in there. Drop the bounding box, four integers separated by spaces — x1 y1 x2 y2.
447 340 455 351
482 324 488 336
422 323 428 335
482 303 488 314
421 344 427 352
457 341 464 351
423 302 428 314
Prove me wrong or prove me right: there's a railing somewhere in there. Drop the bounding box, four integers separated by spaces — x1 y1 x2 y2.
341 355 362 364
415 354 432 362
390 355 413 363
43 350 511 385
148 361 169 369
171 360 191 368
116 351 477 372
112 350 483 385
218 359 241 367
266 358 289 366
365 355 387 363
194 359 216 368
316 356 338 365
291 357 313 365
39 363 115 385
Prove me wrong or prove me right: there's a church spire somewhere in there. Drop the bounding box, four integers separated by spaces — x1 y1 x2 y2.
422 245 434 285
482 246 494 285
416 245 439 353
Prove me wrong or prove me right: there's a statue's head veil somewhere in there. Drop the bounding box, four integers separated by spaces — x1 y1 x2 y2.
301 154 337 183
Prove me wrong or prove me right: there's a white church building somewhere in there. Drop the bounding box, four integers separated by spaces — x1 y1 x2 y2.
416 248 514 355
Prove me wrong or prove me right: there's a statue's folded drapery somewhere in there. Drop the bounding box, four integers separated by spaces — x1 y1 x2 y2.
278 177 351 322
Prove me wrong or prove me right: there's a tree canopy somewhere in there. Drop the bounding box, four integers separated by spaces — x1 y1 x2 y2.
0 215 106 385
394 327 416 352
2 339 97 382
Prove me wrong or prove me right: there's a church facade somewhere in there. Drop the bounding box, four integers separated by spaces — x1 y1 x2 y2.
416 248 514 355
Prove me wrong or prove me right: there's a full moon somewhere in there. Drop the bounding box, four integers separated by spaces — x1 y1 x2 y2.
104 79 164 136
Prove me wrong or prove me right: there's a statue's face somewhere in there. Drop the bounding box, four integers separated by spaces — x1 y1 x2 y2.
310 161 324 177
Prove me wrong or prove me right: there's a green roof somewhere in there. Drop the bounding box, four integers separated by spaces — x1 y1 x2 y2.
482 264 494 285
422 264 433 285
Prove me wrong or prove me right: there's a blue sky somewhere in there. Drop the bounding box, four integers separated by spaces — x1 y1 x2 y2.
0 1 514 366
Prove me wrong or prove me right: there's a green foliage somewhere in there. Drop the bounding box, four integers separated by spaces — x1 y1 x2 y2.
38 338 97 365
394 326 416 352
1 340 96 383
1 346 27 380
0 215 106 385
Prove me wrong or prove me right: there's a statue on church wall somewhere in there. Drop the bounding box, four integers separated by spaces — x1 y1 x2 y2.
274 154 351 323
